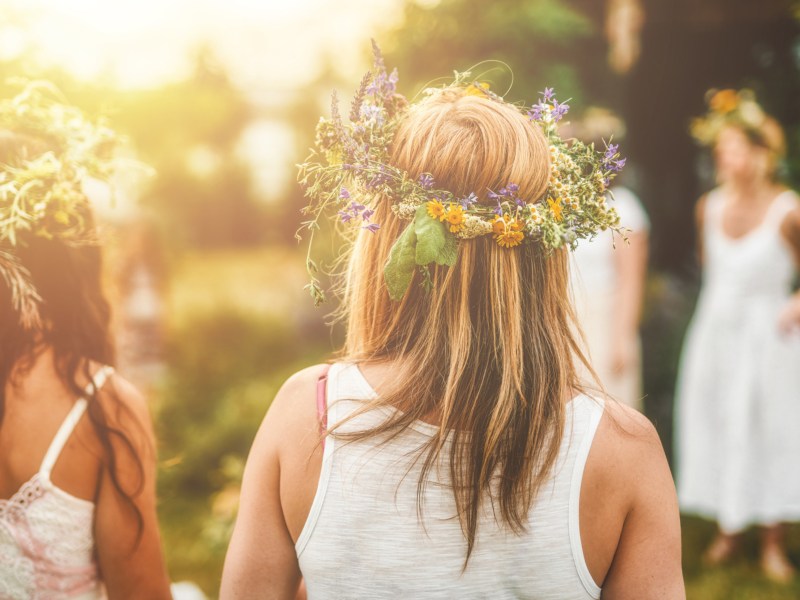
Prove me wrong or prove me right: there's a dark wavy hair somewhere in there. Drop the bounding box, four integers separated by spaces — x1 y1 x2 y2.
0 208 145 541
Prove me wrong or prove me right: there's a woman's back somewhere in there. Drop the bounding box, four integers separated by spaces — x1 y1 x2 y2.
298 363 603 599
0 351 172 600
223 361 683 599
0 357 111 599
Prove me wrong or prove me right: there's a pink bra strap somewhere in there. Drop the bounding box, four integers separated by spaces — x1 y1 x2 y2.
316 365 332 447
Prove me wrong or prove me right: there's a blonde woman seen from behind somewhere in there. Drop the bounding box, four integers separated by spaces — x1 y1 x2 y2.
221 62 683 599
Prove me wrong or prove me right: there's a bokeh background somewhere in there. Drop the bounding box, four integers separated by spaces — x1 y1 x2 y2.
2 0 800 597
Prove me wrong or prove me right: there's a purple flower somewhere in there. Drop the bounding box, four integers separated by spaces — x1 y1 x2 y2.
541 87 555 101
552 100 570 122
388 68 399 91
362 223 381 233
527 102 545 122
459 192 478 209
339 211 354 223
362 208 375 221
339 187 350 199
418 173 435 190
487 190 500 201
493 204 504 216
360 103 384 126
348 201 366 213
506 183 519 194
367 168 391 190
604 143 619 160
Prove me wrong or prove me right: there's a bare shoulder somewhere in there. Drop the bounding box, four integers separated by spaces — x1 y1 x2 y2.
779 195 800 237
590 401 668 503
599 400 662 448
694 192 710 228
268 363 330 420
103 374 149 422
88 372 157 468
254 363 330 455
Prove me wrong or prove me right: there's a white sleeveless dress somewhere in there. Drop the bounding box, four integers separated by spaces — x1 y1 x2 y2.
571 186 650 410
0 367 113 600
675 189 800 533
297 362 604 599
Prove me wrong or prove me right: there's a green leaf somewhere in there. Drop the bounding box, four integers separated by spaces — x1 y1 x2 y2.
383 221 418 301
413 206 458 267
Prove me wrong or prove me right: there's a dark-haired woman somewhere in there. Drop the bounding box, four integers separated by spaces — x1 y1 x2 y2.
0 121 172 599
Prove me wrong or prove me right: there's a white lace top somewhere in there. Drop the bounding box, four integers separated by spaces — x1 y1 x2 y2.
0 367 113 600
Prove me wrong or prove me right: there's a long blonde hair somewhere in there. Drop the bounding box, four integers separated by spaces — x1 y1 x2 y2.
335 87 591 561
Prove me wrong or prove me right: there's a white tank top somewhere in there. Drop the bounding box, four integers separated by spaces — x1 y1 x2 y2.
297 362 604 599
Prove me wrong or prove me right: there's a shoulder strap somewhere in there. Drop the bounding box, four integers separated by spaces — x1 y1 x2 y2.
765 190 800 228
39 366 115 479
703 189 724 233
317 364 332 447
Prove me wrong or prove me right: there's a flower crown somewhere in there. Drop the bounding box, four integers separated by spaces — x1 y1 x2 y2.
297 42 625 304
690 88 771 148
0 81 123 329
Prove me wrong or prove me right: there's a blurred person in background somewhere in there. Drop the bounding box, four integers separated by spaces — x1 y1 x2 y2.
221 50 683 599
0 84 172 599
567 109 650 411
676 89 800 582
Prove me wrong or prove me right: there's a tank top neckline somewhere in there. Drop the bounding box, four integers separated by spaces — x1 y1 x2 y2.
341 362 592 437
712 188 794 245
0 365 114 507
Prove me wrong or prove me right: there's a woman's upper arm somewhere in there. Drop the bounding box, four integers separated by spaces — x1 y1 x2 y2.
93 376 172 600
695 194 708 265
601 409 685 599
220 365 325 600
780 205 800 266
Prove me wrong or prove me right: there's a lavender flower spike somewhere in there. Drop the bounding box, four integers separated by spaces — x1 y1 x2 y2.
362 223 381 233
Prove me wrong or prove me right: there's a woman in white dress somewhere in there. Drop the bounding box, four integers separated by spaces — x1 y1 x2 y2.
568 110 650 410
572 187 649 409
676 89 800 581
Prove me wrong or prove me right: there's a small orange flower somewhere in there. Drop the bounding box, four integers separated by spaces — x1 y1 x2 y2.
444 203 465 233
492 214 508 235
710 89 739 114
426 199 446 221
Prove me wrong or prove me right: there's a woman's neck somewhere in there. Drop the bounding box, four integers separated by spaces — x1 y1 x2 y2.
723 176 776 205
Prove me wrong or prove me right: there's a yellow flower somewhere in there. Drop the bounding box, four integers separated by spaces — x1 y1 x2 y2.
495 229 524 248
548 197 564 222
710 89 739 114
426 199 446 221
466 82 491 97
492 215 525 247
444 203 465 233
492 214 508 235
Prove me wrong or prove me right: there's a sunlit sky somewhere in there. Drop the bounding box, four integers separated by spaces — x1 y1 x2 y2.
0 0 415 206
1 0 405 93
